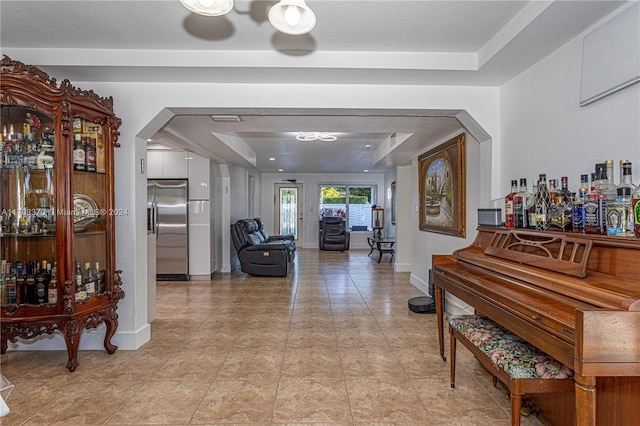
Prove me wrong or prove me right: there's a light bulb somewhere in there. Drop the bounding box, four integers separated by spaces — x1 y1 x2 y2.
284 5 301 26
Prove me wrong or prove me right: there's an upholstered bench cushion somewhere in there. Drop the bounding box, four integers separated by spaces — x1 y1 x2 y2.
448 315 573 380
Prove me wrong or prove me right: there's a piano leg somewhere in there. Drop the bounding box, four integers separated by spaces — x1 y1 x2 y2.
449 323 456 388
574 373 596 426
435 285 446 361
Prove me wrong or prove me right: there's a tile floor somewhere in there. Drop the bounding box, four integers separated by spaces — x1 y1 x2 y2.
1 249 546 425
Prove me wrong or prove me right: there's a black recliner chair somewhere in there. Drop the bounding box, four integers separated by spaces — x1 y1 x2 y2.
230 218 295 277
319 217 350 251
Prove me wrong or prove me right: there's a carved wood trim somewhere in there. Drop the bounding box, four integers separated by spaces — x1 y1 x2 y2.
484 230 593 278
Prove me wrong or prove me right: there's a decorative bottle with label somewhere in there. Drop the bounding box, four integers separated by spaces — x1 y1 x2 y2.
35 260 49 304
584 168 606 235
513 178 530 228
528 179 539 229
73 135 85 171
504 180 518 228
572 187 587 233
84 136 96 172
84 262 95 298
94 262 104 294
48 263 58 304
607 161 636 236
534 174 551 231
75 262 86 302
633 183 640 238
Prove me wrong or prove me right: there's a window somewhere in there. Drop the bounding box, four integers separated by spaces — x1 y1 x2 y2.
319 184 376 231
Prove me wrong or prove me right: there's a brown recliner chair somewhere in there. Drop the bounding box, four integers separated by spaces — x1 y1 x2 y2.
319 217 350 251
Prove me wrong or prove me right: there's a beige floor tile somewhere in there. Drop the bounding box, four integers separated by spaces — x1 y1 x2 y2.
412 377 511 422
150 348 229 381
340 349 407 380
346 378 429 422
24 380 142 425
190 380 278 424
286 326 339 350
273 378 351 423
106 379 209 424
281 348 343 379
216 350 284 380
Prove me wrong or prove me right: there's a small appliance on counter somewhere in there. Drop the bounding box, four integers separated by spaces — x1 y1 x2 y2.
477 208 503 226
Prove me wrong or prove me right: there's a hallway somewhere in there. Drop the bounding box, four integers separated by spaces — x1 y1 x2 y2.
1 249 544 425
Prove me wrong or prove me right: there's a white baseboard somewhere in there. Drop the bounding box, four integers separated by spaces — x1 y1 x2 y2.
394 262 412 273
410 273 430 296
5 324 151 351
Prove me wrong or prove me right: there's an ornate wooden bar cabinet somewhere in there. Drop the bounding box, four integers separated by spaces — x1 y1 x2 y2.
0 56 124 371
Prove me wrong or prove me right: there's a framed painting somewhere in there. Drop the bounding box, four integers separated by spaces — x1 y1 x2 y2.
418 133 466 238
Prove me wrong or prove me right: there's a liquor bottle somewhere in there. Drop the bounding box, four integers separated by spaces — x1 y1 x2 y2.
35 260 49 304
0 260 6 305
572 187 587 233
596 163 617 203
84 136 96 172
15 261 26 304
535 174 551 231
83 262 95 298
37 127 55 170
504 180 518 228
48 263 58 304
73 135 85 171
25 260 38 304
549 177 573 232
607 161 636 236
633 183 640 237
584 168 606 235
95 135 105 173
528 179 539 229
549 179 558 206
94 262 104 294
5 263 17 304
74 262 86 302
513 178 530 228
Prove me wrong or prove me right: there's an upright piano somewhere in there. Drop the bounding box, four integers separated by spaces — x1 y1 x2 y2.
433 226 640 426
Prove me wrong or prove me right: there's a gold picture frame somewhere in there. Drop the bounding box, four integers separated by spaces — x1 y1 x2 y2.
418 133 466 238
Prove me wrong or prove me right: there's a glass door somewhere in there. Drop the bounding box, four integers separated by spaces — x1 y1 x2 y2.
72 118 108 302
275 183 303 241
1 106 57 307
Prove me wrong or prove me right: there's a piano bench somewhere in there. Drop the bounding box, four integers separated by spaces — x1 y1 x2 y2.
447 315 574 426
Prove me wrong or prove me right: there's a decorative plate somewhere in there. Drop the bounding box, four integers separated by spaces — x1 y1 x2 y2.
73 194 98 223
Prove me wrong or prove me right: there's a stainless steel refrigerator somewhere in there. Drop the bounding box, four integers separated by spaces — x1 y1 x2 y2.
147 179 189 280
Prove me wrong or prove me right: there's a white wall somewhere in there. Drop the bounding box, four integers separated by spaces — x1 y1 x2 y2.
500 15 640 195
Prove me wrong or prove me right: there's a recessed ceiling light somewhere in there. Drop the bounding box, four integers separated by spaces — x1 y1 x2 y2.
269 157 276 161
278 169 284 172
364 169 369 172
364 144 372 150
211 115 242 122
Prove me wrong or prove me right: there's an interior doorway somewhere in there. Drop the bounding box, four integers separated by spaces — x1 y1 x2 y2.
275 182 303 242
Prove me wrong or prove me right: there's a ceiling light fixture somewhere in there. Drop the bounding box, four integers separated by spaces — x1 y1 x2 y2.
296 132 338 142
179 0 233 16
179 0 316 35
269 0 316 35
